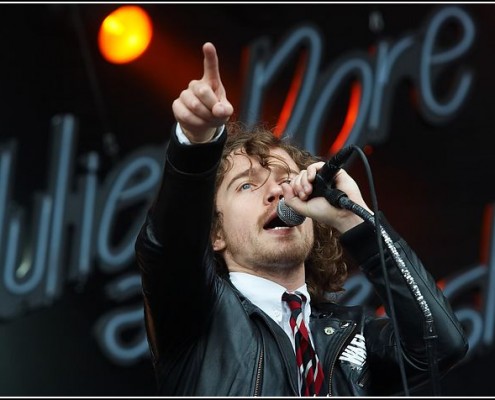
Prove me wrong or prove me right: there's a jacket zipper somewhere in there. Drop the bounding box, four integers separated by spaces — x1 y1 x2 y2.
357 364 371 388
252 315 265 397
251 312 298 396
327 322 356 396
254 345 264 396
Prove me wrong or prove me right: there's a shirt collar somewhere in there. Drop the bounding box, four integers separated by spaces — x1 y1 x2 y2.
229 271 312 325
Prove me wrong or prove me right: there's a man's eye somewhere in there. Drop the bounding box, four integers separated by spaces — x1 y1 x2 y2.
240 183 252 191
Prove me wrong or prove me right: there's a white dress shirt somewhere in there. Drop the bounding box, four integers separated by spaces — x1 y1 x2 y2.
175 124 225 144
229 271 314 352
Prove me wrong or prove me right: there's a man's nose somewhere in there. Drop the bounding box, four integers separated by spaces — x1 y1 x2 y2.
266 180 284 204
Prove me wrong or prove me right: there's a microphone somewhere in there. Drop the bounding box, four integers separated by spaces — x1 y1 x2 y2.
277 146 354 226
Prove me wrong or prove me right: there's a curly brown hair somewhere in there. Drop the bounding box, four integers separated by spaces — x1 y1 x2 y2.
211 121 347 304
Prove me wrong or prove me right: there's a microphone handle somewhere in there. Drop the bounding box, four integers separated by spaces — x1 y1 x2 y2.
277 146 354 226
309 174 348 207
309 145 354 204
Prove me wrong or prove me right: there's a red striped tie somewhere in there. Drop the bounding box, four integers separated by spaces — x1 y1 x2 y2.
283 292 324 396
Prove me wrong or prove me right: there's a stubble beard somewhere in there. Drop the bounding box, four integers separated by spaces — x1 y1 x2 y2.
224 229 314 275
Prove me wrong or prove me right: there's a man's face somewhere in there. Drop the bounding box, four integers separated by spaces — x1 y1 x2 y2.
213 147 314 276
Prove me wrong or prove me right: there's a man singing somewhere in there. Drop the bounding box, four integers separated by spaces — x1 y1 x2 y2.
135 42 467 396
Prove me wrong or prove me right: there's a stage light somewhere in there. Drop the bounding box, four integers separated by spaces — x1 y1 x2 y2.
98 5 153 64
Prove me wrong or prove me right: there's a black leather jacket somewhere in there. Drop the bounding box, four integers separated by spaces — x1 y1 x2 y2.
135 127 468 396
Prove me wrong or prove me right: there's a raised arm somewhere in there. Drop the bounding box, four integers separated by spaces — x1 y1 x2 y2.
135 42 233 364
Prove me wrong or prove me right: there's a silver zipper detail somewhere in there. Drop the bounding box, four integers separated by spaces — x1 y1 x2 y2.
327 322 356 396
254 346 264 396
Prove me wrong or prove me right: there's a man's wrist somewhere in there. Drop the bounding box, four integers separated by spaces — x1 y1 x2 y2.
176 124 225 145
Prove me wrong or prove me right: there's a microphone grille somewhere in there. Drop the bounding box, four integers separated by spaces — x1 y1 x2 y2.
277 198 306 227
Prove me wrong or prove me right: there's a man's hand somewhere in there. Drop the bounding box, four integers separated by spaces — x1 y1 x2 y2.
172 42 234 143
281 164 373 233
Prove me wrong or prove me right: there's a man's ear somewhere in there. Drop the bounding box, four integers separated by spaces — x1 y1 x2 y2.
212 229 226 252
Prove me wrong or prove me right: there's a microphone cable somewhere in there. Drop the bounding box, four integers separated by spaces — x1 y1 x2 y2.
332 145 441 396
343 145 411 396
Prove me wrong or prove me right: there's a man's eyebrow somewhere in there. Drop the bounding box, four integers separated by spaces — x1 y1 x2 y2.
226 168 253 191
273 164 299 178
226 165 300 191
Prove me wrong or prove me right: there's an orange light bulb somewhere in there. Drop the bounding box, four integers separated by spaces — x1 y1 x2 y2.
98 5 153 64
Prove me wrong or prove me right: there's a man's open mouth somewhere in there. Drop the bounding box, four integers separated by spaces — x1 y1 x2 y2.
263 215 291 230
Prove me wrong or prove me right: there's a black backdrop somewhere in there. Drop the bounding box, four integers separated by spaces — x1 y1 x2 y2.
0 2 494 396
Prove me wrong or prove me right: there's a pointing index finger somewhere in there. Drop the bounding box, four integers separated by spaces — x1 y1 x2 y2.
202 42 222 86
